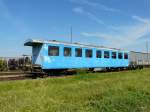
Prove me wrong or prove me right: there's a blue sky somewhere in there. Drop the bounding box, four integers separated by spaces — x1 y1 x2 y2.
0 0 150 57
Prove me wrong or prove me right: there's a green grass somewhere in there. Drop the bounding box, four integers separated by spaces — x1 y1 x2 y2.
0 69 150 112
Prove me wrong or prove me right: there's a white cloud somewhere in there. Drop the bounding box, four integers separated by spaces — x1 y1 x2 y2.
81 32 113 40
81 16 150 49
73 7 104 25
70 0 149 51
73 7 84 13
70 0 119 12
132 15 150 23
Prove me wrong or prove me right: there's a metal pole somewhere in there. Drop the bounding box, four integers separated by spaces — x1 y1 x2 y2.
146 41 149 65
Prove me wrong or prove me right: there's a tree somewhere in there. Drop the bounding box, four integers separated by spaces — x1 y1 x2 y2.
0 58 8 71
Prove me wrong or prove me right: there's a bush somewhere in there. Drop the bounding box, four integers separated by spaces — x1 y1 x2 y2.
0 59 7 71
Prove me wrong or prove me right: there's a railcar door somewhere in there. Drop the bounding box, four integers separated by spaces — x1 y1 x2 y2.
32 44 42 65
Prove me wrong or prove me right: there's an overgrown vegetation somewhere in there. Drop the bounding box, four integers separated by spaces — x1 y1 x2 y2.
0 69 150 112
0 59 7 71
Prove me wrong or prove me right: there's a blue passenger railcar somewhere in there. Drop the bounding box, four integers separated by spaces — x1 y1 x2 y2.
24 39 129 70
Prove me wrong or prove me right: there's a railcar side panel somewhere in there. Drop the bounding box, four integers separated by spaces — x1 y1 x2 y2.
32 43 129 69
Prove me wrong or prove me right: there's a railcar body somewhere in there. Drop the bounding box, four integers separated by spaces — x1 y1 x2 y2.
24 39 129 71
129 51 150 66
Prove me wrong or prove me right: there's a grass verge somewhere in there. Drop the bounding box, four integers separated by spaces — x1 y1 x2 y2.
0 69 150 112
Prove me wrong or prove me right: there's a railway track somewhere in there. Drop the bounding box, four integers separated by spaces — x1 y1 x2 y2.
0 67 146 81
0 71 71 81
0 72 32 81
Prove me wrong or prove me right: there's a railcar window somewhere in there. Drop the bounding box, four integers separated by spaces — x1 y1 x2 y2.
118 52 123 59
112 52 116 59
48 46 59 56
64 47 71 57
124 53 128 59
96 50 102 58
75 48 82 57
104 51 110 58
85 49 93 58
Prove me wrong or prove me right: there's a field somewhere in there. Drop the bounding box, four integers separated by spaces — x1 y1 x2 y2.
0 69 150 112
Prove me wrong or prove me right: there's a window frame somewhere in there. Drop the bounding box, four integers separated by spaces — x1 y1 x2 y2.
48 46 59 56
96 50 102 58
85 49 93 58
64 47 72 57
112 52 117 59
104 51 110 59
118 52 123 59
75 48 82 57
124 53 128 59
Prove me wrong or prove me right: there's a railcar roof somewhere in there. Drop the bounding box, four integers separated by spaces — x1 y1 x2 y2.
24 39 128 52
130 51 150 54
